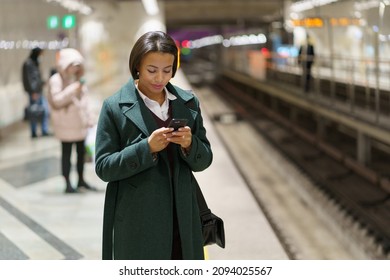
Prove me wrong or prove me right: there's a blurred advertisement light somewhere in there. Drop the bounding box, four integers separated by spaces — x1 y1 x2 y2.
142 0 159 15
378 34 390 41
181 40 191 48
190 34 266 49
191 35 223 48
222 34 267 48
261 48 270 58
291 0 338 12
0 38 69 50
46 0 92 15
181 48 191 55
277 45 298 58
0 41 15 50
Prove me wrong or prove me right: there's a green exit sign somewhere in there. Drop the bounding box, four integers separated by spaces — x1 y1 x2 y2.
47 15 76 29
62 14 76 29
47 16 59 29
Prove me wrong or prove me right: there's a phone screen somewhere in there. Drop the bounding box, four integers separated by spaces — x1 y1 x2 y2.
168 118 188 131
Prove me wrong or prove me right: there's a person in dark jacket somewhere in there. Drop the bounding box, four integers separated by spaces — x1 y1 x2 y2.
95 31 213 260
298 36 315 93
22 47 50 138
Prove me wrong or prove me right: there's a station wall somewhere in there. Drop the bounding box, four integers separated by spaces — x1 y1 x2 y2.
0 0 66 129
0 0 165 131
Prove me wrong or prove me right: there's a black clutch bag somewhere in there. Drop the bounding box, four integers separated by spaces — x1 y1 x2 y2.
196 183 225 248
25 103 45 122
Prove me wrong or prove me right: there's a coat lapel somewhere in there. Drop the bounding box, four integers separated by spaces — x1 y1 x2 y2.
118 79 157 136
166 83 198 126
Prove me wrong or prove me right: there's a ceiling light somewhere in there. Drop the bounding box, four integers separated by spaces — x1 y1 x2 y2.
46 0 93 15
142 0 159 16
291 0 338 12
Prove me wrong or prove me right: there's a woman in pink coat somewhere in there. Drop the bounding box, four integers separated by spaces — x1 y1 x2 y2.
48 48 95 193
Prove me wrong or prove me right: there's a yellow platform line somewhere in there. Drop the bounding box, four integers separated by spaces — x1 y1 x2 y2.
204 247 209 260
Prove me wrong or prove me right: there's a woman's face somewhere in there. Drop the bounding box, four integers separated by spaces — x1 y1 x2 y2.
64 64 83 82
67 64 81 75
137 52 174 97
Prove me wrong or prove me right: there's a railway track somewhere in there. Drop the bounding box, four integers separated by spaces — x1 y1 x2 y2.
209 76 390 259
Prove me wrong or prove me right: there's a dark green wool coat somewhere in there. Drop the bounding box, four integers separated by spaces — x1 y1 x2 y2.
95 78 213 260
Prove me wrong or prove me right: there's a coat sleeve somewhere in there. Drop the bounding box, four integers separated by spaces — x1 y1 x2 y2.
48 74 80 109
95 100 157 182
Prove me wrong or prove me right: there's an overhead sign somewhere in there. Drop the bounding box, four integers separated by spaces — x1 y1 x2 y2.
62 14 76 29
291 17 362 28
47 15 76 30
292 18 324 28
47 16 60 29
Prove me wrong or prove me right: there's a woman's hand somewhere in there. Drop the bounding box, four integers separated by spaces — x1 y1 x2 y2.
166 126 192 149
148 127 174 153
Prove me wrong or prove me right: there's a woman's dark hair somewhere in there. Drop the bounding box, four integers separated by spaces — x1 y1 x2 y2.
129 31 178 79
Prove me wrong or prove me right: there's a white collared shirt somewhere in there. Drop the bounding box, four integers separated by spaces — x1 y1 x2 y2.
135 82 177 121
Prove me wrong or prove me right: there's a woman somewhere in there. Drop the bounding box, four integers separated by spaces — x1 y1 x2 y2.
48 48 96 193
95 31 213 260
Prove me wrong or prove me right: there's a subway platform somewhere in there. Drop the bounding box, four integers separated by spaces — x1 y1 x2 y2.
0 70 288 260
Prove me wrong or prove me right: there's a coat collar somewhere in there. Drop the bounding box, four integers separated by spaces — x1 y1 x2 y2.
118 78 195 104
118 78 197 136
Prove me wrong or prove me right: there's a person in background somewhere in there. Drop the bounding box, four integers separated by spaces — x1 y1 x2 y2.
48 48 96 194
95 31 213 260
298 35 315 93
22 47 50 138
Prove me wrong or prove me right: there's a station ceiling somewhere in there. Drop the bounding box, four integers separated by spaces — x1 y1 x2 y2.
84 0 285 29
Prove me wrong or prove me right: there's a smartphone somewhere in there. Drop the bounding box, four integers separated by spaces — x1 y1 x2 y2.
168 118 188 131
